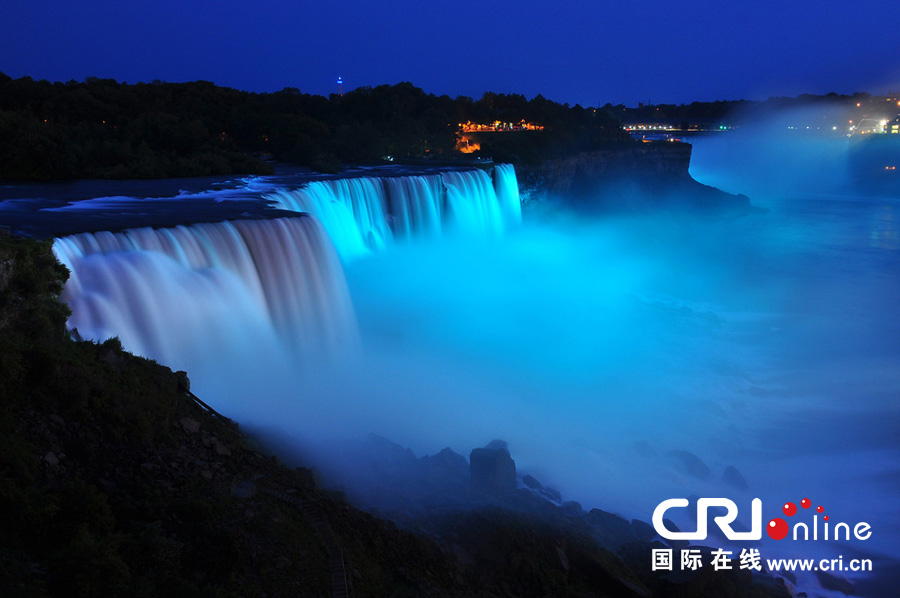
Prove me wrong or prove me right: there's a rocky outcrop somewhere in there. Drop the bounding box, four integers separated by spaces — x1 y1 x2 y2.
524 142 693 196
519 141 751 213
469 440 517 493
723 465 750 491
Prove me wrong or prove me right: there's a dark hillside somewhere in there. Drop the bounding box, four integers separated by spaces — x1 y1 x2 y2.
0 74 629 180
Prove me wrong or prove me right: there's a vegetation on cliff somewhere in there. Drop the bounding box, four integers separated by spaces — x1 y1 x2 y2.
0 73 630 180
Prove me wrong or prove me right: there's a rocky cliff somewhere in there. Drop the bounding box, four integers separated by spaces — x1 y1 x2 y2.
519 141 751 213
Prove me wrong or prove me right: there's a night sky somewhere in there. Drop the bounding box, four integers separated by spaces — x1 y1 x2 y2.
2 0 899 106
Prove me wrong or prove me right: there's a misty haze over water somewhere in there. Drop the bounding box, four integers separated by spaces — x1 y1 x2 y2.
18 119 899 595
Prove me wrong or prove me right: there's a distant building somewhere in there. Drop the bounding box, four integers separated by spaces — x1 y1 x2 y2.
458 120 544 133
455 120 544 153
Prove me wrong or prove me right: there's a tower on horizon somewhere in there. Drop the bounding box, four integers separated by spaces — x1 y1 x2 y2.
336 76 343 96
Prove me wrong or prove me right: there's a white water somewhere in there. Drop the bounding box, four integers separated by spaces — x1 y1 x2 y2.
54 216 356 378
266 167 521 260
493 163 522 225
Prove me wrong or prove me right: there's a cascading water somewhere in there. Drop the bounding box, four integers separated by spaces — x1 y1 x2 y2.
382 175 444 240
50 166 523 421
442 169 505 236
53 216 356 375
493 163 522 225
266 178 393 261
266 166 521 259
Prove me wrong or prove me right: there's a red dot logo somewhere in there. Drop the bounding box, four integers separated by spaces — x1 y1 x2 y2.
824 516 829 521
817 505 824 513
767 518 789 540
801 498 811 509
783 502 797 517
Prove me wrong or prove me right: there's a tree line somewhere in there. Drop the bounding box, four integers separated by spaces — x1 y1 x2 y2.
0 74 630 180
607 91 884 127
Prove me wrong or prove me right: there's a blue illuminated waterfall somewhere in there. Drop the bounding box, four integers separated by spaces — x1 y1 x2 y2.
53 165 522 367
53 216 356 371
266 166 521 259
493 163 522 225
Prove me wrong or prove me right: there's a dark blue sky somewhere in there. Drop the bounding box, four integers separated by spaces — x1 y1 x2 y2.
3 0 899 106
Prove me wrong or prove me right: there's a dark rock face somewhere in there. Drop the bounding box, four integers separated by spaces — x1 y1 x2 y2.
816 570 856 594
518 141 752 213
723 465 750 490
585 509 638 551
531 143 695 197
522 474 543 490
669 449 711 479
469 440 516 493
521 474 564 504
630 518 656 542
422 447 470 480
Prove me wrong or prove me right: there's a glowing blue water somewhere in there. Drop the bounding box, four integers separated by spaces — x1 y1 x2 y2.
48 154 899 596
281 143 898 595
266 167 520 260
54 217 357 373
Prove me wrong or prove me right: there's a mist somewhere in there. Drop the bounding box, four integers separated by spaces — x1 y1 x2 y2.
689 103 885 198
240 150 897 594
53 145 900 594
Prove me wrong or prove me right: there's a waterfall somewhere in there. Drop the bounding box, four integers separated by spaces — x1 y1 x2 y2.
442 170 505 236
53 216 357 372
493 163 522 226
266 178 392 261
266 165 521 259
382 174 445 240
50 165 520 391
